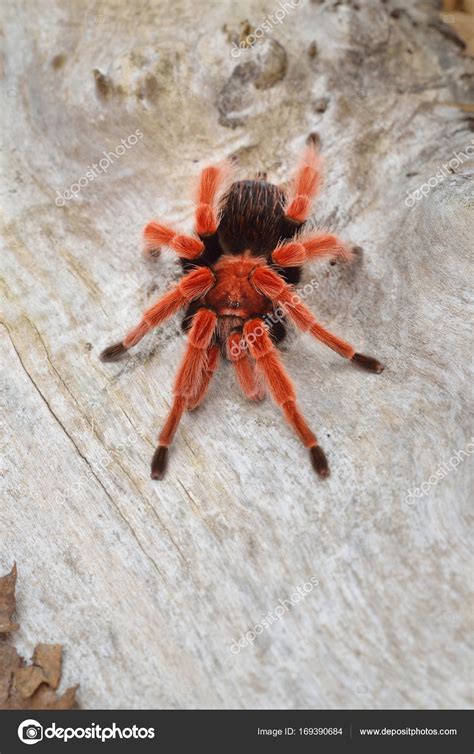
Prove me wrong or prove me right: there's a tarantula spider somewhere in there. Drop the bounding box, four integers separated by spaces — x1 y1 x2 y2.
101 134 384 480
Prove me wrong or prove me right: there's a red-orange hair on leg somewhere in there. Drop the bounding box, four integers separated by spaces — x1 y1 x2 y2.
272 233 352 267
227 332 264 400
301 233 352 262
252 265 383 369
195 160 235 236
243 319 328 476
151 308 218 479
174 308 217 398
251 265 355 359
143 221 204 259
187 344 220 410
277 288 355 358
126 267 215 348
101 267 215 358
151 394 187 480
271 242 307 267
285 140 322 223
158 396 187 447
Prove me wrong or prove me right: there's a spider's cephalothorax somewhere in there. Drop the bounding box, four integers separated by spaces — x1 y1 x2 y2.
101 135 384 480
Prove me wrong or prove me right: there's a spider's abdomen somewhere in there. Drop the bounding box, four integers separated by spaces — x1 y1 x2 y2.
218 180 297 257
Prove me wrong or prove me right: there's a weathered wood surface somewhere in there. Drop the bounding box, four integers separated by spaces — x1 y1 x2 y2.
1 0 473 709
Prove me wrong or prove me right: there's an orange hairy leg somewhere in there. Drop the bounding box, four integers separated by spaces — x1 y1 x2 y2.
187 344 220 410
243 319 329 477
251 266 384 371
194 160 234 236
143 221 205 258
284 135 322 223
100 267 215 361
272 232 352 267
151 308 217 479
227 331 265 401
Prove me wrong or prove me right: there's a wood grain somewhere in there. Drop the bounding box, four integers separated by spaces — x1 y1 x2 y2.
1 0 473 709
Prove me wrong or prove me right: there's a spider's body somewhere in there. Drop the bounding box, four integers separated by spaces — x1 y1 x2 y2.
203 256 272 342
101 136 384 480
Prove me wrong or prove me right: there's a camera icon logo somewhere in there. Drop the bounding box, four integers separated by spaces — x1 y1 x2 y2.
18 719 43 745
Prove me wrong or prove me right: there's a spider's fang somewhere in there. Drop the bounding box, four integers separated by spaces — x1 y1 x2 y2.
151 445 168 480
100 342 128 362
310 446 330 478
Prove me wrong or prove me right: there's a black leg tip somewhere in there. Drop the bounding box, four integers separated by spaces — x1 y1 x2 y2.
100 342 128 362
352 353 385 374
306 132 321 149
310 446 330 478
151 446 168 480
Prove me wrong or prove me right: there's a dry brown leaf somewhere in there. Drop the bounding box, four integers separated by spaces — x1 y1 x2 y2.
441 0 474 56
1 643 78 709
14 665 47 699
443 0 460 10
6 683 79 710
0 565 79 710
28 685 79 710
0 644 22 705
0 562 19 633
33 643 62 689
